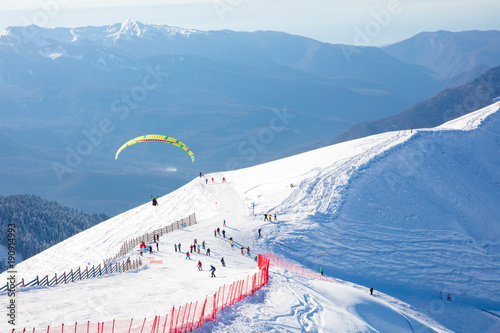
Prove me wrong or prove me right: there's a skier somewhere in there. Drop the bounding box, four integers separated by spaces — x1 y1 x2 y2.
149 245 153 254
199 172 202 178
246 246 250 256
221 257 225 267
151 196 158 206
197 261 203 271
185 252 191 260
254 255 258 262
222 229 226 238
190 245 193 253
320 267 324 276
241 245 245 255
210 265 216 278
447 294 451 301
264 214 268 221
212 177 214 183
268 213 272 221
197 245 201 254
205 178 208 184
223 220 226 227
370 288 373 296
222 177 226 183
174 244 177 252
202 240 206 249
217 228 220 235
229 239 234 249
214 229 217 237
258 228 261 237
206 248 211 256
155 241 159 251
274 213 277 221
178 243 181 252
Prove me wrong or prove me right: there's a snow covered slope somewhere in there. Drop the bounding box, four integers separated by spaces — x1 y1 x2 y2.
2 103 499 332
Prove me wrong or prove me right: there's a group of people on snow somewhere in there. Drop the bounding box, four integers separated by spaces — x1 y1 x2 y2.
263 213 277 221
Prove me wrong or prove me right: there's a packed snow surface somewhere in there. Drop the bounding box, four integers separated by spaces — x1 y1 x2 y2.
2 103 500 332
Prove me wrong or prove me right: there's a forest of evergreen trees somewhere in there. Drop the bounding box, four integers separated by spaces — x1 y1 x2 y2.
0 194 109 272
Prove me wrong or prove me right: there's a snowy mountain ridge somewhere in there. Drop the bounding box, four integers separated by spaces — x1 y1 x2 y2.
0 19 199 46
2 103 500 332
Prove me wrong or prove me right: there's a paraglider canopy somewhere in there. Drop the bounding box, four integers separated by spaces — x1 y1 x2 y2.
115 134 194 162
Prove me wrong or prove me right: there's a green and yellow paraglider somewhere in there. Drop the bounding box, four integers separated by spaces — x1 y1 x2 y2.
115 134 194 162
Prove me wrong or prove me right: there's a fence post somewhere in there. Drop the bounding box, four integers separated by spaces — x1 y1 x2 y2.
128 318 133 333
140 318 146 333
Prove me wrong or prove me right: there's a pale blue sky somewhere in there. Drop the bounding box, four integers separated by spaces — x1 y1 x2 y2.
1 0 500 45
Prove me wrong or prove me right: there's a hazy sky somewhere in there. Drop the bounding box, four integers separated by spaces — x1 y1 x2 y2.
1 0 500 45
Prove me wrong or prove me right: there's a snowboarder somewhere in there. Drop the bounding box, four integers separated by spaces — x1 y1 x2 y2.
174 244 177 252
221 257 225 267
185 252 191 260
197 261 202 271
206 248 211 256
320 267 324 276
210 265 216 278
222 229 226 238
258 228 261 237
370 288 373 296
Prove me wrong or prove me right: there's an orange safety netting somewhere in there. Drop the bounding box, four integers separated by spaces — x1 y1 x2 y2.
15 256 270 333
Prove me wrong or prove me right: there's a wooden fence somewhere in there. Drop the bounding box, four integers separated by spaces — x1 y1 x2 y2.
0 213 196 293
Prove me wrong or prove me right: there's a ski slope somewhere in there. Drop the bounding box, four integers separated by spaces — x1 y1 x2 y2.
2 103 500 332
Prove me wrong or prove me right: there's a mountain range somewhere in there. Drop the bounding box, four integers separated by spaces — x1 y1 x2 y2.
332 65 500 144
1 21 499 215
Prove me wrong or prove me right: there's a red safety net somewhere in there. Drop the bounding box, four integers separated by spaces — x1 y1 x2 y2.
260 253 339 284
15 256 270 333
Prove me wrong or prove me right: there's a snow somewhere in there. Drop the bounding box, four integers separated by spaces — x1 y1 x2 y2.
2 103 500 332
